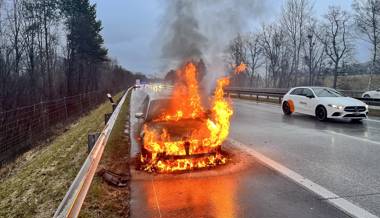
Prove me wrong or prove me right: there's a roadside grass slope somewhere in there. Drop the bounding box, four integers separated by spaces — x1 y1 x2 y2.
0 94 121 218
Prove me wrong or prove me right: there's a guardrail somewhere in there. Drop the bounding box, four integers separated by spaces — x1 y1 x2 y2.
54 86 134 218
225 87 380 106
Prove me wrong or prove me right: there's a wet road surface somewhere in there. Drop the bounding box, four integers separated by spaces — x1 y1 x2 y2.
128 88 353 218
230 98 380 216
129 143 349 218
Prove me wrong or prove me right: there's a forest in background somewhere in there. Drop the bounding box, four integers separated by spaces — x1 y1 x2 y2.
225 0 380 91
0 0 146 112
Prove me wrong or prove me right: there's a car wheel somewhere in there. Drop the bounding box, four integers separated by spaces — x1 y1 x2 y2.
316 106 327 121
282 101 292 115
363 94 370 98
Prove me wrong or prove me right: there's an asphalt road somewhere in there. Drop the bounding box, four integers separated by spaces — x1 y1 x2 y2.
129 148 349 218
128 88 355 218
230 98 380 216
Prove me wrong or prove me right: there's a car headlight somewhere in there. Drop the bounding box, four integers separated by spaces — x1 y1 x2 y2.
328 104 344 110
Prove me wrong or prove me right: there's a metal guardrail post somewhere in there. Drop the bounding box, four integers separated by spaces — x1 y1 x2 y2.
54 87 133 218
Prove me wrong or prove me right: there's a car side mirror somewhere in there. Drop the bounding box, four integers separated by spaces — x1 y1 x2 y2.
307 95 315 99
135 112 144 119
377 89 380 92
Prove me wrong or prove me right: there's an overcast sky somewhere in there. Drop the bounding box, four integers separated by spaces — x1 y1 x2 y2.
90 0 368 76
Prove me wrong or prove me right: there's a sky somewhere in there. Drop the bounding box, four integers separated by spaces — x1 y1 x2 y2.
90 0 369 76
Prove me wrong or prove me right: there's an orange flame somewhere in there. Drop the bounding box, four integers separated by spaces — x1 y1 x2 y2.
140 61 233 173
234 63 247 74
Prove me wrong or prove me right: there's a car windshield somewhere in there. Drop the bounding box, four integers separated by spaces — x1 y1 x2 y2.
312 88 343 97
145 99 171 121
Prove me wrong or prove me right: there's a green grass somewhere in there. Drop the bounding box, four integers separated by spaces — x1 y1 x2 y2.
0 94 122 218
79 92 131 218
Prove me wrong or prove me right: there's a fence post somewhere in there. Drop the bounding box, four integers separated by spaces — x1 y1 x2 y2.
42 102 47 137
64 97 68 121
29 104 35 143
79 94 83 114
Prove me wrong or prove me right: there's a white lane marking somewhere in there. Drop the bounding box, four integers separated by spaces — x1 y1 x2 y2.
151 178 162 218
367 119 380 123
324 130 380 146
229 138 378 218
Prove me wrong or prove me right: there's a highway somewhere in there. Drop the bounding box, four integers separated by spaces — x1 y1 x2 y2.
230 98 380 216
128 88 378 218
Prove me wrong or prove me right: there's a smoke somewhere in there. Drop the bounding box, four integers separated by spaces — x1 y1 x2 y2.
161 1 207 62
159 0 269 73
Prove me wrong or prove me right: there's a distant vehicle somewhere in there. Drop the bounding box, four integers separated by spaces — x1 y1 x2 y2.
362 89 380 99
282 87 368 122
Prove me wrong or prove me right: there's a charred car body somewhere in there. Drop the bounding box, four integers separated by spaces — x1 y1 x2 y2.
133 62 233 173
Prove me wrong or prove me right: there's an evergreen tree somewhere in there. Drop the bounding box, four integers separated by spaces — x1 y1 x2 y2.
61 0 108 94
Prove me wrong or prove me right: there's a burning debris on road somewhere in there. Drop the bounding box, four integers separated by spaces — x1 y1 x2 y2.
137 61 246 173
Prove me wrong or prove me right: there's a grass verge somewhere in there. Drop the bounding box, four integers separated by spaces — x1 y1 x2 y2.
79 91 131 218
0 93 122 218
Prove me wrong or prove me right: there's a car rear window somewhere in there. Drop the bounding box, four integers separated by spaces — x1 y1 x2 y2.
146 99 171 121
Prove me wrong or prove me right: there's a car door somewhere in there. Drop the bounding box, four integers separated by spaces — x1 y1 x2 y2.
289 88 304 113
296 88 309 114
301 88 317 115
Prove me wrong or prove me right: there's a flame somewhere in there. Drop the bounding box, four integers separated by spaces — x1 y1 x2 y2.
234 63 247 74
140 61 233 173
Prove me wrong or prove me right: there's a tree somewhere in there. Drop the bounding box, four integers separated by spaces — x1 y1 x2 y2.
353 0 380 90
244 33 263 87
318 7 353 89
260 24 291 88
228 34 248 86
304 19 326 85
281 0 312 86
61 0 108 95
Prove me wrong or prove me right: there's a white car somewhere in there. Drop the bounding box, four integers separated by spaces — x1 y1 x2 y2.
282 87 369 121
362 89 380 99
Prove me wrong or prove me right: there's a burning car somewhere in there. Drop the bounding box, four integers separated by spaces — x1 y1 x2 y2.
134 62 235 173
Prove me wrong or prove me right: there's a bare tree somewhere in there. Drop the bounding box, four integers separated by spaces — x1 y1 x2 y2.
281 0 312 86
303 18 326 85
228 34 247 86
244 33 263 87
318 6 353 89
353 0 380 90
260 24 291 88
